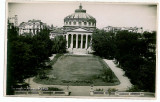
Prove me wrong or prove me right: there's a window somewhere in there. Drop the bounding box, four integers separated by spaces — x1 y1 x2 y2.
74 22 76 25
89 22 91 26
69 22 71 25
66 22 68 25
84 22 87 25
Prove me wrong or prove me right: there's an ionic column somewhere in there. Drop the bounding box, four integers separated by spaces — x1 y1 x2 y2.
81 34 83 49
76 34 78 48
90 35 92 47
66 34 68 48
71 34 73 48
85 35 88 49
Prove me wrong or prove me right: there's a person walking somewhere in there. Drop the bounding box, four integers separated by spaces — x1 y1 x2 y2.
67 85 69 90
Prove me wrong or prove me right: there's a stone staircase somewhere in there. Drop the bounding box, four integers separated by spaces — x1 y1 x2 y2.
67 47 94 55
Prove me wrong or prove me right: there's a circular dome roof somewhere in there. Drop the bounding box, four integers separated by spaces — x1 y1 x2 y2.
64 4 96 22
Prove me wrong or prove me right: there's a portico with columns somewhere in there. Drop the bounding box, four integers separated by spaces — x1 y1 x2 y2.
65 31 92 49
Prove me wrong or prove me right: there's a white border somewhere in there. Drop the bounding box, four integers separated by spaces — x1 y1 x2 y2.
1 0 160 102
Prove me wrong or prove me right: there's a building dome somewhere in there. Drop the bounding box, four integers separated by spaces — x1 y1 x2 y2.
64 4 96 27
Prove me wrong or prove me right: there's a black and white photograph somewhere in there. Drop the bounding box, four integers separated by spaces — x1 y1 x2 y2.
5 0 157 99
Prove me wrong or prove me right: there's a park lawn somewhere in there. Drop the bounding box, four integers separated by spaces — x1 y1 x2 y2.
34 55 120 86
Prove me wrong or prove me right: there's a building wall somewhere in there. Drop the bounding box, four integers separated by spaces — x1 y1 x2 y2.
19 20 47 35
103 26 143 33
8 15 18 27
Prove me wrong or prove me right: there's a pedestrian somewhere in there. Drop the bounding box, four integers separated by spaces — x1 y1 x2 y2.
67 85 69 90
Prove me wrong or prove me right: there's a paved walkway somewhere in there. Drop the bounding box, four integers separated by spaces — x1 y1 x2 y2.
25 59 132 96
102 59 132 91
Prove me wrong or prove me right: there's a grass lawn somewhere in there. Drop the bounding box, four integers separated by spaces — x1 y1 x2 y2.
34 55 120 86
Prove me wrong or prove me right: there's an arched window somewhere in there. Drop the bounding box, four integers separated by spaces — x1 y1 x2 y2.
84 22 87 25
74 21 76 25
89 22 91 26
69 22 71 25
66 22 68 25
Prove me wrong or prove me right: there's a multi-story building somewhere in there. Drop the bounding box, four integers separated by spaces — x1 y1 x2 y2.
8 15 18 29
19 19 48 35
103 26 143 33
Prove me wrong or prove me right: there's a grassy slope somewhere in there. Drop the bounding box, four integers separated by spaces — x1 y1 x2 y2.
34 55 120 86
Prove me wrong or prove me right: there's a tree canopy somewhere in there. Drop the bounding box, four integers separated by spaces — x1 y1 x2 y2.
92 29 156 92
7 25 66 95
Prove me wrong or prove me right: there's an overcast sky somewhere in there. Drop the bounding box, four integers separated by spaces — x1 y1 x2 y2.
8 2 157 31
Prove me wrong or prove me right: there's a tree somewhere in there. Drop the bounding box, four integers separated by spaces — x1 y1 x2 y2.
7 26 53 95
114 30 156 92
52 35 67 53
92 29 116 59
92 29 156 92
7 25 19 94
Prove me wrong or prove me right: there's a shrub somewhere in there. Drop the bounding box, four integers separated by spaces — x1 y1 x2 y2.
47 87 63 91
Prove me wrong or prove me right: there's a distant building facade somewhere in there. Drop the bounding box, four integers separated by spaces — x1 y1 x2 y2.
8 15 18 29
103 26 143 33
19 19 48 35
49 27 64 39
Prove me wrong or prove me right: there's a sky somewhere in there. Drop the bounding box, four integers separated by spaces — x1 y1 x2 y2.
8 2 157 31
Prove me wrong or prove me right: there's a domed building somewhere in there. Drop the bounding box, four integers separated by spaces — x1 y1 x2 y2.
64 4 96 53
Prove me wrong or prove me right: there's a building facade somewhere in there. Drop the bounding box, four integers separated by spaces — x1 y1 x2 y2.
49 27 64 40
8 15 18 29
63 4 96 53
103 26 143 33
19 19 48 36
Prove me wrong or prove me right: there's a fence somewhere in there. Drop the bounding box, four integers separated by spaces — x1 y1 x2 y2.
14 90 69 96
90 91 155 97
14 90 155 97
